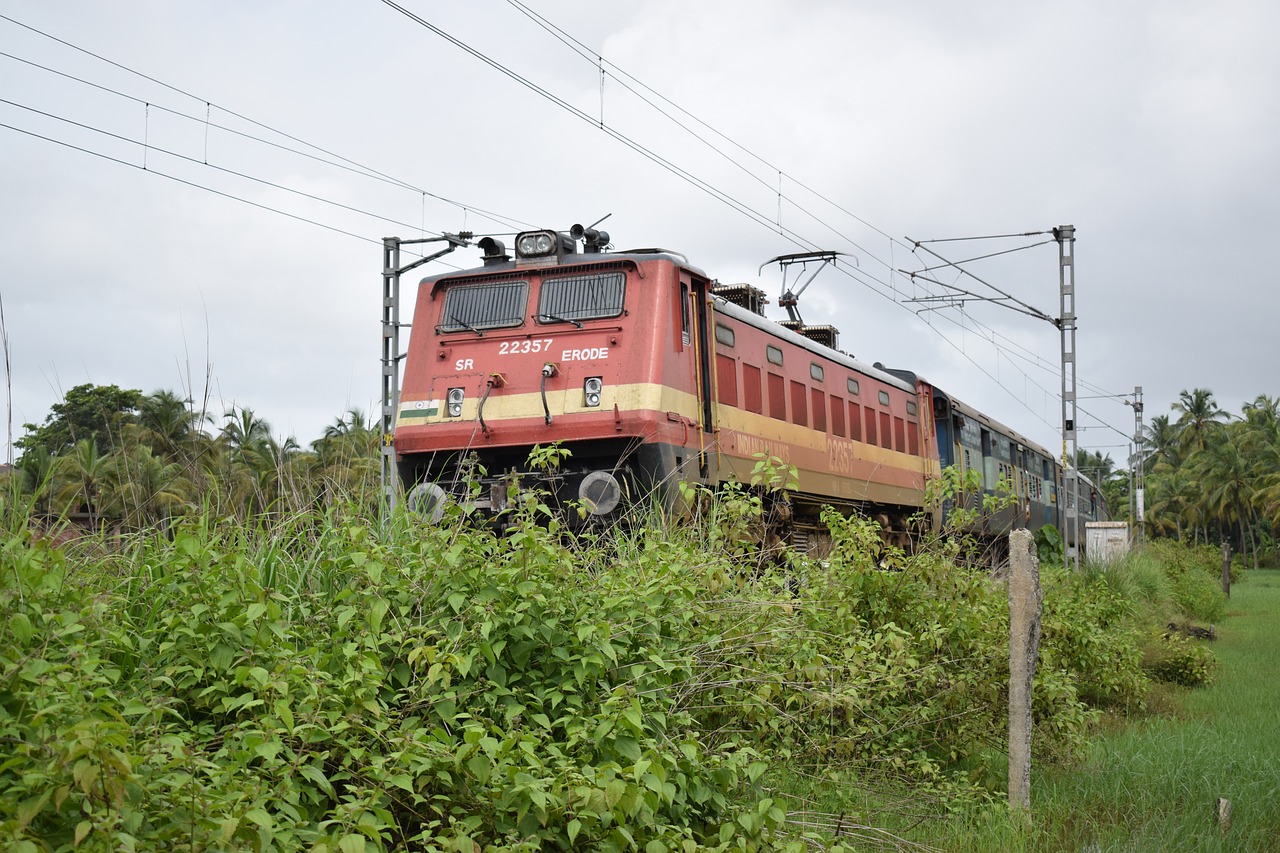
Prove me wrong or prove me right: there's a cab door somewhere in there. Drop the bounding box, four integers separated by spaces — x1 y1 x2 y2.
681 272 717 477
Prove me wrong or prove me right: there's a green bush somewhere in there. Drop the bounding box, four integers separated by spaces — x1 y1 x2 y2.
1038 565 1149 715
0 473 1173 850
0 503 796 851
1147 539 1238 585
1142 633 1218 686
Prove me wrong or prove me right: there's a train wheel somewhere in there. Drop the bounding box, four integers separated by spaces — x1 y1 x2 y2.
406 482 449 523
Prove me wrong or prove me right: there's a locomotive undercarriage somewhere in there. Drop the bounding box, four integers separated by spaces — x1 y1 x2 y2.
400 438 923 559
779 493 920 559
398 437 689 530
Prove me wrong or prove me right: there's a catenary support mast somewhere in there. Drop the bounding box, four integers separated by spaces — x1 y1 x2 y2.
1055 225 1079 571
380 234 470 517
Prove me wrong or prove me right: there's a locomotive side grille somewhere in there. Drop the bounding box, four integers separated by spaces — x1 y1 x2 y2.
539 271 626 322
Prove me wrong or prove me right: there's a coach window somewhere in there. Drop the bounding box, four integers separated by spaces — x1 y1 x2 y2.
848 401 862 441
893 417 906 453
743 364 763 413
878 390 891 407
906 400 918 416
811 388 827 432
790 380 808 427
907 420 920 456
767 372 786 420
810 363 824 382
716 354 738 407
847 378 860 396
880 411 893 450
830 395 845 436
766 345 784 366
864 406 878 446
715 323 735 348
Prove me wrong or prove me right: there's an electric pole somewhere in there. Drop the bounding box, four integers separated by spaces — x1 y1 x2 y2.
380 233 469 518
1128 385 1145 549
1054 225 1079 571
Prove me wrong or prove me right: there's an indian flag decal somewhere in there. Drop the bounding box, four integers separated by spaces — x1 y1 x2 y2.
399 399 439 420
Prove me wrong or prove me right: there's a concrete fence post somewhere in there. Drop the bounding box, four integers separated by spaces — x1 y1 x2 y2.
1221 542 1231 598
1008 529 1042 816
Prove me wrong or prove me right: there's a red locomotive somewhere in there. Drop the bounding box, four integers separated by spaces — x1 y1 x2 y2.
393 225 1103 551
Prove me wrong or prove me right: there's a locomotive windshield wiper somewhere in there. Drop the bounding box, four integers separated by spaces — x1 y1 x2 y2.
448 313 484 336
537 312 583 329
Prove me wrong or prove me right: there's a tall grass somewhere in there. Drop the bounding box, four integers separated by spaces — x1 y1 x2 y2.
927 569 1280 851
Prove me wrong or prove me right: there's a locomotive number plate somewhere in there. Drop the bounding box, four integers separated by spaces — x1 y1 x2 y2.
497 339 553 355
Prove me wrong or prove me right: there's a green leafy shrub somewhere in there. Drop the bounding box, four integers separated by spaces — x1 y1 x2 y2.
1034 524 1065 568
0 465 1173 850
1139 541 1228 622
0 488 803 851
1147 539 1238 595
1142 633 1218 686
1038 565 1148 715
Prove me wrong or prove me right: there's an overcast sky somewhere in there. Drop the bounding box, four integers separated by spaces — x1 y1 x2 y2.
2 1 1274 465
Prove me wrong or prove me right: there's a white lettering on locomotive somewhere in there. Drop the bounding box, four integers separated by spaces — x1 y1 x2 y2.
829 437 858 477
736 434 790 465
561 347 610 362
497 339 553 356
455 358 475 371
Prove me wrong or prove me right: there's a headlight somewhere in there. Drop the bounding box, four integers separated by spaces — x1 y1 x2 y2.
584 376 602 407
446 387 465 417
516 230 556 257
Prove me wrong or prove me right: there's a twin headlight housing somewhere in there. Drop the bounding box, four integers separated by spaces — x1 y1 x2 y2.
516 231 556 257
514 229 574 261
446 387 465 417
584 377 603 408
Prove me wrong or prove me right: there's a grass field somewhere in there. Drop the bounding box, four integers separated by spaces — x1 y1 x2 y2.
939 569 1280 851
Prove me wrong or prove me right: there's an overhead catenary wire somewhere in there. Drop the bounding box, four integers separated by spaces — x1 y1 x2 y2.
1 97 443 238
2 120 379 246
0 18 534 235
500 0 903 260
378 0 825 254
4 6 1073 421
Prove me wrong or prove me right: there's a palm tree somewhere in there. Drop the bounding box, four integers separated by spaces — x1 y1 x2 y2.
1075 448 1117 481
1239 396 1280 565
1148 461 1199 541
221 407 272 459
52 438 110 528
140 389 209 460
14 446 56 517
311 408 378 506
1171 388 1229 455
1193 431 1257 563
107 444 193 529
1143 414 1182 469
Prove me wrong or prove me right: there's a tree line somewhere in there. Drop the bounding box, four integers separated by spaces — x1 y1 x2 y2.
7 383 1278 565
1074 388 1279 567
7 383 378 528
